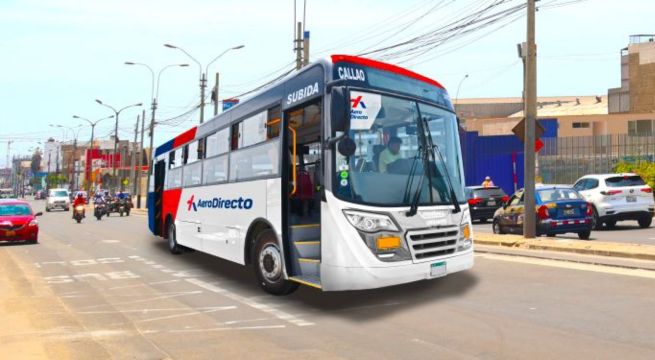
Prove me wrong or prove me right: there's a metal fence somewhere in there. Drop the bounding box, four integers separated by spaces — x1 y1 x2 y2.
539 134 655 185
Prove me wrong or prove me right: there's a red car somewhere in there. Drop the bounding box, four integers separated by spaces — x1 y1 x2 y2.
0 200 42 243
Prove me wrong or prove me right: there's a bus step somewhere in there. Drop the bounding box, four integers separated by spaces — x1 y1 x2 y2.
289 275 321 289
298 257 320 277
294 240 320 258
290 224 320 242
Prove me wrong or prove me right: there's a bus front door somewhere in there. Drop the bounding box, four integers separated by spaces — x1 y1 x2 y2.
153 159 166 236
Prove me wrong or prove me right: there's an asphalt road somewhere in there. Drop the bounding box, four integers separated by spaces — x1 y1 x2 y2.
2 200 655 359
473 219 655 245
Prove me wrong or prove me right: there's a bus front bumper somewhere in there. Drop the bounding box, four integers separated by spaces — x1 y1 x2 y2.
320 250 474 291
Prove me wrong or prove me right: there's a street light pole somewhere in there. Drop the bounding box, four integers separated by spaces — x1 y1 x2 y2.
454 74 469 115
164 43 244 124
95 100 142 191
125 62 189 207
73 115 114 191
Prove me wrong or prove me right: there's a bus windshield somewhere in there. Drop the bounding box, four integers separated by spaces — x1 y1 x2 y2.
334 92 465 207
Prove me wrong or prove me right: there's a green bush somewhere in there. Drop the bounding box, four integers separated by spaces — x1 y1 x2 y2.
613 161 655 190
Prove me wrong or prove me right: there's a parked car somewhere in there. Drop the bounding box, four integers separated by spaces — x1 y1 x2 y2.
492 185 593 240
573 173 654 229
45 188 70 212
34 190 46 200
0 199 42 243
465 186 509 223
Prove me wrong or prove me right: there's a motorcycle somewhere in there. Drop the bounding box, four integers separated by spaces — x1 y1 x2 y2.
94 202 106 220
73 205 85 223
118 197 131 217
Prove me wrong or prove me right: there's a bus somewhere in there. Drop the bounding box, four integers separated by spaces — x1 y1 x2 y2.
147 54 474 294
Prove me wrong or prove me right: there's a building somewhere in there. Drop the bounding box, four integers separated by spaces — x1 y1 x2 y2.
608 34 655 114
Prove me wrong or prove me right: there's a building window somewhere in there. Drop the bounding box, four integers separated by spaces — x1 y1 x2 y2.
628 120 654 136
572 122 590 129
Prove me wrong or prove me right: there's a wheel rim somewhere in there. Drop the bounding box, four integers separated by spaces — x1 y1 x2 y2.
493 221 500 234
259 244 282 281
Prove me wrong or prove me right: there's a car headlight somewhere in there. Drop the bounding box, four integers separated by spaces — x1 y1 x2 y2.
343 210 399 233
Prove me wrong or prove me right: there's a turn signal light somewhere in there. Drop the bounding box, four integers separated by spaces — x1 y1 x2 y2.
376 236 401 250
601 190 622 196
586 203 593 216
537 205 550 220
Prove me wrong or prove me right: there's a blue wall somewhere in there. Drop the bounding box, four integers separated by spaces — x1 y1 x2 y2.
462 118 557 195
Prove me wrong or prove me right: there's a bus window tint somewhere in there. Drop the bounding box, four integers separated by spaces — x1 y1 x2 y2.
229 140 279 181
206 128 230 157
167 167 182 188
187 141 199 164
183 161 202 186
241 111 268 148
203 155 228 184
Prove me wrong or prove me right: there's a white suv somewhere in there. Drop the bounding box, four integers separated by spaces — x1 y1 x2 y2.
573 173 654 229
45 188 70 212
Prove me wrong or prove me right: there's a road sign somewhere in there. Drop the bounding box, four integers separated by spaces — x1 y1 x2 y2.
511 118 545 143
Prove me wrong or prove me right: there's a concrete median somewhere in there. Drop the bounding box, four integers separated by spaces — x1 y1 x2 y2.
474 233 655 261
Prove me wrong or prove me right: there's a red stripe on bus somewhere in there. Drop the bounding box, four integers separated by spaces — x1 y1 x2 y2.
173 127 197 148
331 54 445 89
162 188 183 233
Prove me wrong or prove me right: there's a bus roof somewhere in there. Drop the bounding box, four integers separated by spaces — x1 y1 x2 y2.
155 54 448 157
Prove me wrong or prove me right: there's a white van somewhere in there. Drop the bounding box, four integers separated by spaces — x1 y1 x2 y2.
46 188 70 212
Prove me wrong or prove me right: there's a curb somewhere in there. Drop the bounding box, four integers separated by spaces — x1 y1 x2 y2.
474 233 655 262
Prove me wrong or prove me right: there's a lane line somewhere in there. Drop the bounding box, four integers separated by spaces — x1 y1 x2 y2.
77 291 203 309
50 306 236 315
165 325 286 333
136 306 238 323
186 278 314 327
477 253 655 279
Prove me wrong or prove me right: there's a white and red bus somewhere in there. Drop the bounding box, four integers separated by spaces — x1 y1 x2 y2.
148 55 473 294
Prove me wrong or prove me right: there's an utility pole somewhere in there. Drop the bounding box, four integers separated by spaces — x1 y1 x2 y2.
523 0 537 239
200 72 207 123
137 109 145 208
5 141 11 171
213 72 220 116
295 22 303 70
130 115 139 195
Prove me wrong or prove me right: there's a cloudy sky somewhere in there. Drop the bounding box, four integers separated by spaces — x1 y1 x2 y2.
1 0 653 166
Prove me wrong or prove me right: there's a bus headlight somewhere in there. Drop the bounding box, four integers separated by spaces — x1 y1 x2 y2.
343 210 399 233
458 224 473 251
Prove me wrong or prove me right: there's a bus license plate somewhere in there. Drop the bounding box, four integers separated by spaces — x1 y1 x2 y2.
430 261 447 278
627 196 637 203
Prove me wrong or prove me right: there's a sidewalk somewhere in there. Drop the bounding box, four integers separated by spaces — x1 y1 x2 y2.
474 232 655 262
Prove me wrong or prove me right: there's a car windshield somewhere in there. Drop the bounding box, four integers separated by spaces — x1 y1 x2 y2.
0 204 32 216
50 190 68 197
537 188 581 202
606 176 645 187
334 92 464 206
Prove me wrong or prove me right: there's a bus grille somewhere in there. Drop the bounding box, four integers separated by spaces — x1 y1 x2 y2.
406 228 458 261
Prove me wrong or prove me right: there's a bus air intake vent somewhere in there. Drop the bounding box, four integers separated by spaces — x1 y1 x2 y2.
406 228 458 261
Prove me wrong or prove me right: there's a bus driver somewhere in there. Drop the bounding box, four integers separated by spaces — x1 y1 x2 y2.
378 137 402 173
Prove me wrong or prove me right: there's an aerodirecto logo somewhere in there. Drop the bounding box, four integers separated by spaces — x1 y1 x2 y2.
186 194 253 212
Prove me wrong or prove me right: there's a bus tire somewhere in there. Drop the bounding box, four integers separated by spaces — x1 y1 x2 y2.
167 222 183 255
253 230 298 296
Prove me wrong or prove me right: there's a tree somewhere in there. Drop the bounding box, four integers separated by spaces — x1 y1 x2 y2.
31 148 42 174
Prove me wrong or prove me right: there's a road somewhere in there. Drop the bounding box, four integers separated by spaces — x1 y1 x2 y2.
2 200 655 359
473 220 655 245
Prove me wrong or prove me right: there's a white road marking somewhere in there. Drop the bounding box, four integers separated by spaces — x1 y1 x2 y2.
101 240 120 243
164 325 286 333
68 306 237 315
186 278 314 327
477 253 655 279
136 306 237 323
78 291 203 309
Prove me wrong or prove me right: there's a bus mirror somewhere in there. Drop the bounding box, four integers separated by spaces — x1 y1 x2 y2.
331 86 350 133
337 136 356 157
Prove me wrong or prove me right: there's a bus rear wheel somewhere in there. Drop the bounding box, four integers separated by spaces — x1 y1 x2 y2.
253 230 298 296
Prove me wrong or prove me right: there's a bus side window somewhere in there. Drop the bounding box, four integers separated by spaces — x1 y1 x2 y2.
168 150 176 169
267 105 281 139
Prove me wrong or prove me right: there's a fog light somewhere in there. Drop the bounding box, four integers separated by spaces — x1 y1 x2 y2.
376 236 401 250
458 239 472 251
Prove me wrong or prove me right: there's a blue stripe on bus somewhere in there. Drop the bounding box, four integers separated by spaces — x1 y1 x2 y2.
147 192 155 233
154 139 174 157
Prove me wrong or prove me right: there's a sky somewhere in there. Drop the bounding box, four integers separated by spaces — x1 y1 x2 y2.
1 0 653 167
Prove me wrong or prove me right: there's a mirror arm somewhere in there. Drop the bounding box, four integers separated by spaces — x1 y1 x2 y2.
326 79 347 92
323 133 347 150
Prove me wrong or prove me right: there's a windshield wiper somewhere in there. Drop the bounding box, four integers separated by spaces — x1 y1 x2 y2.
403 147 423 204
429 143 461 214
406 147 429 217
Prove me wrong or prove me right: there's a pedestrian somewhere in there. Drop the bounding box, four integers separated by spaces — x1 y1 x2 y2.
482 176 495 188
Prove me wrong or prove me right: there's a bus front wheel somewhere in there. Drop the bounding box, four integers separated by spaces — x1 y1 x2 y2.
253 230 298 296
167 222 183 255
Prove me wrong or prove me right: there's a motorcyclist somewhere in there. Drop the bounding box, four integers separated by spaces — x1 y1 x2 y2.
72 193 86 218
